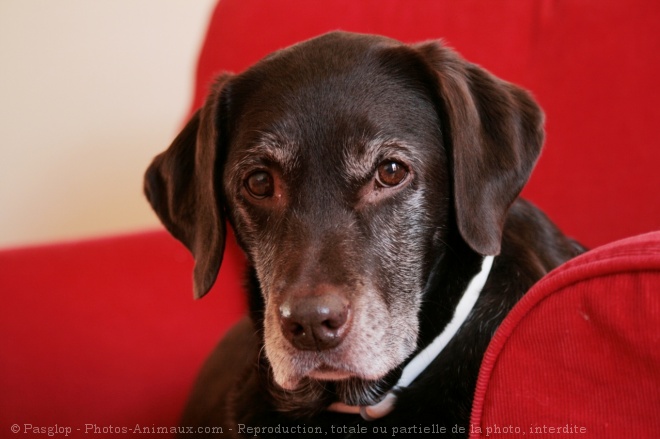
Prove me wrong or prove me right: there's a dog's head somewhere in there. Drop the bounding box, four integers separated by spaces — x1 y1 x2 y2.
145 32 543 407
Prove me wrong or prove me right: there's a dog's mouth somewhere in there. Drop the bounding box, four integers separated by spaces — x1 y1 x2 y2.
276 358 364 390
307 364 355 381
272 348 393 392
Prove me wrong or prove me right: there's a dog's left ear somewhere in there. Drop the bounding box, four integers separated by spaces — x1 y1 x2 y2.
416 42 544 256
144 74 233 299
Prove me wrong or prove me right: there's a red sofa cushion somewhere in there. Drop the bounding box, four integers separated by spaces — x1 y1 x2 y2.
471 231 660 438
0 232 246 432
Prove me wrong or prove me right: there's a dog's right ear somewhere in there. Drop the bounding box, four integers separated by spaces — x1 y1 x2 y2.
144 74 233 299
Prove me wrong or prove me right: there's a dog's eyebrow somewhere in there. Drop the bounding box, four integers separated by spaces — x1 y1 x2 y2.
342 136 415 181
235 132 300 173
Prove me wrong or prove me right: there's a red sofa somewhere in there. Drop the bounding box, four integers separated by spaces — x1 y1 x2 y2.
2 1 659 437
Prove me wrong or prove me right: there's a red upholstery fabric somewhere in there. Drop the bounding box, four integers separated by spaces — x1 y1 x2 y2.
0 232 246 433
471 231 660 438
2 1 659 436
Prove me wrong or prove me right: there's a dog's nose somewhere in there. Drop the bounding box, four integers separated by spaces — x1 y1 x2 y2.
279 294 351 351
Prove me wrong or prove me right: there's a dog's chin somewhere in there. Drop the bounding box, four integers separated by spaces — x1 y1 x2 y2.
269 376 395 417
272 363 397 411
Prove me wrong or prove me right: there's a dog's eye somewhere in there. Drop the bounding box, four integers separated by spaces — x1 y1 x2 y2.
245 171 274 198
376 160 408 187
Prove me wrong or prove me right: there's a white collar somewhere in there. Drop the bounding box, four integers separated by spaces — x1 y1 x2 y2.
327 255 495 420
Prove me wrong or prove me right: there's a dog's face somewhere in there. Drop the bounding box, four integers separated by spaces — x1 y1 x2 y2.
222 37 449 392
145 32 543 406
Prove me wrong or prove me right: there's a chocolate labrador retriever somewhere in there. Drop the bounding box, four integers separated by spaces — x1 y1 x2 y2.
145 31 583 438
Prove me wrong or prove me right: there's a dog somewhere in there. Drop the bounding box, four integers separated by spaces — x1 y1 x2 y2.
144 31 583 438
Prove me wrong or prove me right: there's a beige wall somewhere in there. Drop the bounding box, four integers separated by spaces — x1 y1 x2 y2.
0 0 217 248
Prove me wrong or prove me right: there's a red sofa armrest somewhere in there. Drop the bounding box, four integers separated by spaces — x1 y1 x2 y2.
471 232 660 438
